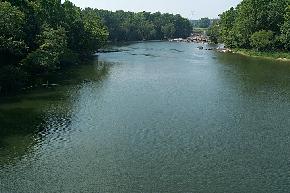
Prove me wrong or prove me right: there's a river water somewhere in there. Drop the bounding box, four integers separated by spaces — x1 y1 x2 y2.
1 42 290 193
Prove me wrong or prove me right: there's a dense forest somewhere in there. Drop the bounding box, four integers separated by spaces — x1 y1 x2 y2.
95 9 193 41
0 0 192 94
0 0 108 94
208 0 290 52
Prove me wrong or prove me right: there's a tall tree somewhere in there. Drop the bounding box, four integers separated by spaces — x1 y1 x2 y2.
219 7 237 48
281 5 290 50
23 25 68 75
0 1 26 64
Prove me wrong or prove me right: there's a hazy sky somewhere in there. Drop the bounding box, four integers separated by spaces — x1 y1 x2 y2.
69 0 241 19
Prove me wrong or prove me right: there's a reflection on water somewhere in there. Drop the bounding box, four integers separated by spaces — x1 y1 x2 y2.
0 60 110 165
216 53 290 87
1 42 290 193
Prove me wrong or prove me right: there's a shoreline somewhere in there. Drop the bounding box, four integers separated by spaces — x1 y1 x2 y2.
231 49 290 62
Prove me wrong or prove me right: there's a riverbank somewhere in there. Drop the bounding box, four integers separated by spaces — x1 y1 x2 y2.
232 49 290 62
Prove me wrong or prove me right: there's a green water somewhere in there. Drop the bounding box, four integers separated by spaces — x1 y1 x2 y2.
1 42 290 193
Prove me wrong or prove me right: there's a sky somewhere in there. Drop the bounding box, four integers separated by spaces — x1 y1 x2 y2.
68 0 242 19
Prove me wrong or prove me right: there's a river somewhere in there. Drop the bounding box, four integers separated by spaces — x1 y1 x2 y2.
1 42 290 193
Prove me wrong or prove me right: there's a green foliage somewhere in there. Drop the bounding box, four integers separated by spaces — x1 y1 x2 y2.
0 1 27 92
267 0 288 33
173 14 193 38
61 0 82 52
95 10 192 41
0 0 108 94
207 22 220 44
281 6 290 50
162 23 176 39
250 30 274 50
81 8 108 55
0 2 25 38
199 18 211 28
191 18 217 28
23 26 67 74
0 1 27 62
219 7 238 48
214 0 290 51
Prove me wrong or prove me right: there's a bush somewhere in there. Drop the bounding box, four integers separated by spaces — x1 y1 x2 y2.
23 26 67 74
250 30 274 51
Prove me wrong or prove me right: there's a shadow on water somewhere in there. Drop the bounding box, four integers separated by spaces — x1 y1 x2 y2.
0 107 42 164
215 52 290 95
0 59 110 165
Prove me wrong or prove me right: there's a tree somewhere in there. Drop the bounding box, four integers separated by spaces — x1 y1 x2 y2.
207 22 220 44
173 14 193 38
0 1 27 93
162 23 176 39
0 1 26 64
199 18 211 28
23 25 68 74
62 0 83 52
267 0 288 33
250 30 274 50
81 9 108 55
0 0 110 94
134 13 156 40
281 5 290 50
215 0 290 50
38 0 64 28
218 7 237 48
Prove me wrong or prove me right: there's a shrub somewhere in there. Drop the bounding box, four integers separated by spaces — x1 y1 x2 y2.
250 30 274 51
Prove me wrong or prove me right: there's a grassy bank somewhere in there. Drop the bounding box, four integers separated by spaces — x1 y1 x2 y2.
233 49 290 62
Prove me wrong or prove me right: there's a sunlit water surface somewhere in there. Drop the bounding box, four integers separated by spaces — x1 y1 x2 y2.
1 42 290 193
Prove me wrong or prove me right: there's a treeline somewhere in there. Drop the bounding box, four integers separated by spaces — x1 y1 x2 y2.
94 9 193 41
208 0 290 51
0 1 192 94
191 18 217 29
0 0 108 93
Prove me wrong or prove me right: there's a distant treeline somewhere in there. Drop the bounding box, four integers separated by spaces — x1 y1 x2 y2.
0 0 192 94
208 0 290 52
94 9 193 41
191 18 218 29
